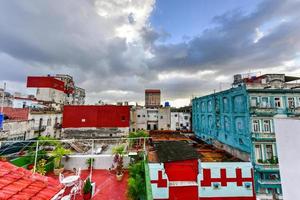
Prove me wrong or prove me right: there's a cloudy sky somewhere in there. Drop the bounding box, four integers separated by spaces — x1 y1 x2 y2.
0 0 300 107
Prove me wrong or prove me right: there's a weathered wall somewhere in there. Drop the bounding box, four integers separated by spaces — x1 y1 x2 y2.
61 154 130 170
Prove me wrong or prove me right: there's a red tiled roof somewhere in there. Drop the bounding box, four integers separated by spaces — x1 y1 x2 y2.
0 161 63 200
2 107 29 120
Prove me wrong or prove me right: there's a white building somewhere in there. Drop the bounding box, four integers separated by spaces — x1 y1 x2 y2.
12 97 44 109
158 107 171 130
0 120 33 140
170 111 191 131
36 88 65 104
29 110 62 138
130 106 172 131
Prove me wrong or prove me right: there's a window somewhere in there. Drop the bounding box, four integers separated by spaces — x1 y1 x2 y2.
184 116 189 120
252 120 260 132
266 145 273 159
121 116 125 121
224 117 230 132
223 97 229 112
261 97 269 107
137 115 141 118
174 114 178 117
160 116 163 119
143 115 145 118
263 120 271 132
274 97 282 108
255 145 262 161
201 102 205 112
288 97 295 108
47 118 51 126
250 97 258 107
208 100 212 112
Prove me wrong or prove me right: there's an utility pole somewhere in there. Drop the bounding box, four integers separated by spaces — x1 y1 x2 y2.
1 82 6 113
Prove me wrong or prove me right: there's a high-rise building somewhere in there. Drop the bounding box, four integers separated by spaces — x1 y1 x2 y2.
145 89 161 108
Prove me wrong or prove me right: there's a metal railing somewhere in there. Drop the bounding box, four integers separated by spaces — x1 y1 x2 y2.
0 137 151 173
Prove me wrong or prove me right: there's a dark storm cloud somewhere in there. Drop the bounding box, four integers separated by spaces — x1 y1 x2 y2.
0 0 299 106
148 0 300 75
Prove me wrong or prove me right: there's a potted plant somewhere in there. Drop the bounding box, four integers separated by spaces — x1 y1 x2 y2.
86 158 95 170
112 145 125 181
83 177 92 200
35 159 47 175
51 147 71 175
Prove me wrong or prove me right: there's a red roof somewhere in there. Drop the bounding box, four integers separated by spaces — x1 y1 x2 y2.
2 107 29 120
0 160 63 200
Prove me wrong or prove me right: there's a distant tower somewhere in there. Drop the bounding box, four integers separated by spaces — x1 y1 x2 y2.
145 89 161 108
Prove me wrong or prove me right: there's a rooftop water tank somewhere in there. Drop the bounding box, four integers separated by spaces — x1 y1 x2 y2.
164 102 170 107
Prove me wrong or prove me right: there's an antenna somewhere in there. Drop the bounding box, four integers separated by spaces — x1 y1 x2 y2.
1 82 6 113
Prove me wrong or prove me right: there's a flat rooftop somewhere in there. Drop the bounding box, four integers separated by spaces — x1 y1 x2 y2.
48 169 128 200
148 133 242 163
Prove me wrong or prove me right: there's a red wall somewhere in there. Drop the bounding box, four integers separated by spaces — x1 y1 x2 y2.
169 186 198 200
164 159 198 181
62 105 130 128
27 76 65 92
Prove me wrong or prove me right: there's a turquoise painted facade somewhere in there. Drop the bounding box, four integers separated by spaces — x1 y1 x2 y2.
192 74 300 199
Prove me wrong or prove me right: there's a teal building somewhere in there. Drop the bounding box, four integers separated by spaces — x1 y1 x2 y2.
192 74 300 199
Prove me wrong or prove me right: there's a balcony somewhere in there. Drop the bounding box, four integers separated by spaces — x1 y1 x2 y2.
250 106 277 116
255 163 279 172
252 132 275 140
256 193 283 200
257 178 281 185
286 107 300 116
33 125 46 133
53 123 62 130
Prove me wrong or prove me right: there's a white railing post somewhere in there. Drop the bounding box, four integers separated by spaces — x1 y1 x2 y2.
90 139 94 179
33 141 39 173
143 138 146 160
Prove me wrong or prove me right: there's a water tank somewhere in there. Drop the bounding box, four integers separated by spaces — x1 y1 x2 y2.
164 102 170 107
0 113 3 129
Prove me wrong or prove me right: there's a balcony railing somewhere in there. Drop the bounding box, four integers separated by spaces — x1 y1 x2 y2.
286 107 300 116
252 132 275 140
256 193 283 200
257 178 281 185
255 163 279 172
250 107 277 116
33 125 46 133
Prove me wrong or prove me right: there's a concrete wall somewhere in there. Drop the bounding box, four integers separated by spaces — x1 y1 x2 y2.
134 107 147 131
63 127 130 138
171 112 191 131
199 162 255 198
158 108 171 130
36 88 65 104
148 161 255 200
1 120 33 140
274 118 300 200
62 154 130 170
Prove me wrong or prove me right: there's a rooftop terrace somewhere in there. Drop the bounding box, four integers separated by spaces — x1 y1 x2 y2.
148 133 242 163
